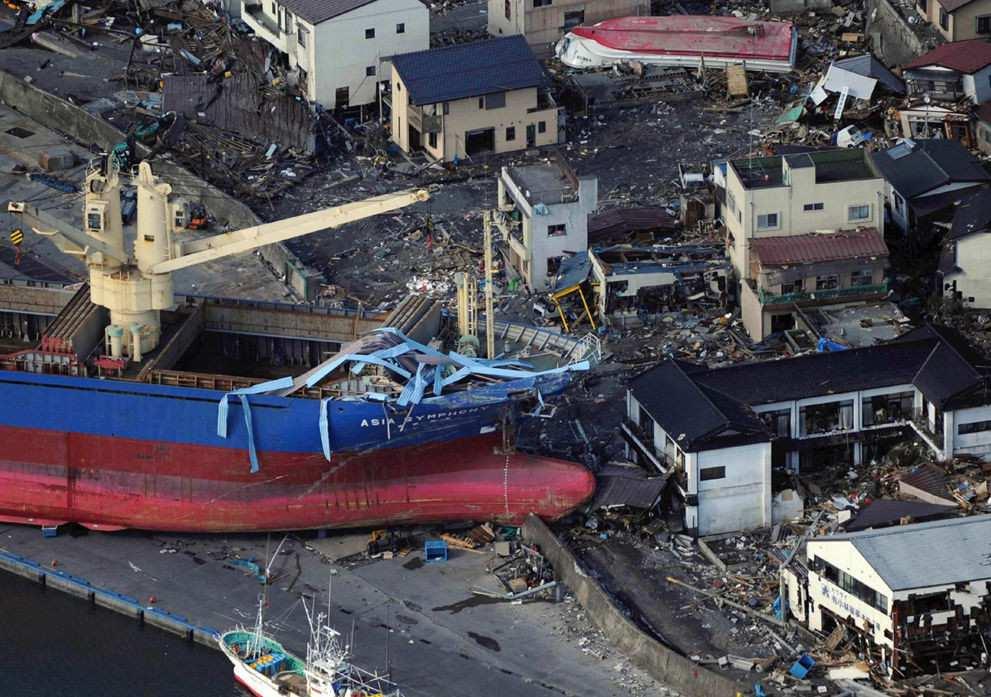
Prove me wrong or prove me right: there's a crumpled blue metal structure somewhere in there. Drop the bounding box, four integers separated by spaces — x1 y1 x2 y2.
217 328 589 471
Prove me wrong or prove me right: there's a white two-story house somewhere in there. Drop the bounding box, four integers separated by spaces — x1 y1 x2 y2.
241 0 428 109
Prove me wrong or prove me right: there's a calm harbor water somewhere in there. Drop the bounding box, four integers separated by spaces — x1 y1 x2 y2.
0 571 242 697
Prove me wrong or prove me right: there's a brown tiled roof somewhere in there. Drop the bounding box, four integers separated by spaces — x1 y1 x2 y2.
751 228 888 267
904 39 991 73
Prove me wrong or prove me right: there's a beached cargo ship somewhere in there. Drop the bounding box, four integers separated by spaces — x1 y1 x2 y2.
0 161 596 532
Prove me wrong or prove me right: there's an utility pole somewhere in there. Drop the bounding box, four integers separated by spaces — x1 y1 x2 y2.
483 211 495 359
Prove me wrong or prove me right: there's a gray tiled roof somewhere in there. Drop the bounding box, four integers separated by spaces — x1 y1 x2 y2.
391 36 547 106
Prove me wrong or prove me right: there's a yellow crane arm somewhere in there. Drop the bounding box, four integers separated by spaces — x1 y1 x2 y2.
150 188 430 275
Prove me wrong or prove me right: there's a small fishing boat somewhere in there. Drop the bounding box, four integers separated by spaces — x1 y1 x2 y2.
220 592 400 697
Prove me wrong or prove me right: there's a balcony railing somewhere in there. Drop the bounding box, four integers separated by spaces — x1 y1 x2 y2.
758 281 888 306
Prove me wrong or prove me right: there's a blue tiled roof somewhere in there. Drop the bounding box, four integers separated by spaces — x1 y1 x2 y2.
391 36 547 106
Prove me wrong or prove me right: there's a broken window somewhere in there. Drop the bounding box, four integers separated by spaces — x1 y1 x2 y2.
848 204 871 221
563 9 584 28
699 466 726 481
506 126 516 141
638 406 655 446
816 275 838 290
757 212 779 230
484 93 506 110
396 22 405 33
428 131 437 149
799 401 853 436
815 558 888 613
365 28 375 39
940 7 949 29
335 87 349 108
803 202 824 211
547 223 567 237
781 279 804 294
297 26 308 47
850 269 873 286
862 391 913 427
979 15 991 33
894 192 905 214
760 409 791 437
546 256 562 276
959 420 991 434
910 591 951 614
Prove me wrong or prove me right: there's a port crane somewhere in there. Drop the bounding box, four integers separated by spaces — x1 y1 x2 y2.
9 160 429 362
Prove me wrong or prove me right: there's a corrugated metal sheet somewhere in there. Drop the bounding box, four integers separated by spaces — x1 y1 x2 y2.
751 228 887 267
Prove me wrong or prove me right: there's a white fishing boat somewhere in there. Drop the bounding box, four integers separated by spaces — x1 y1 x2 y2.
219 591 401 697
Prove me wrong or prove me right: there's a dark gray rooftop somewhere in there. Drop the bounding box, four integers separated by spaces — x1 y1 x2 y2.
871 139 991 199
391 36 547 106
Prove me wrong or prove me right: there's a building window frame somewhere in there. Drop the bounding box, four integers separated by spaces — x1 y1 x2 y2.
849 268 874 287
366 65 376 76
756 212 780 230
297 25 309 47
959 420 991 434
365 27 375 39
533 0 551 6
816 274 839 291
940 7 949 30
396 22 405 33
803 202 824 212
848 204 871 222
505 126 516 141
699 466 726 481
563 8 584 28
484 93 506 110
505 0 511 19
547 223 567 237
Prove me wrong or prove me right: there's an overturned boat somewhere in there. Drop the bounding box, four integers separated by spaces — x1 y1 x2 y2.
556 16 797 73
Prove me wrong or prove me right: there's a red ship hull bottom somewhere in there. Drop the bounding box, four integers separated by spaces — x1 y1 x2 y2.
0 427 595 532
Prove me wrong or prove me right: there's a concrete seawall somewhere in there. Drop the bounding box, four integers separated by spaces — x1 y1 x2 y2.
0 69 320 301
0 549 220 647
522 514 744 697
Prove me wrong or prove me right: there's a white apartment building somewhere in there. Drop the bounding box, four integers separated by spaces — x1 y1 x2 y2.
241 0 428 109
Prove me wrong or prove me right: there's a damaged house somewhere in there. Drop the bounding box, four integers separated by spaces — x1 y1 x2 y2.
718 149 886 339
241 0 428 109
497 159 597 292
902 40 991 104
388 36 561 162
741 227 890 341
624 326 991 536
871 138 991 236
783 515 991 676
